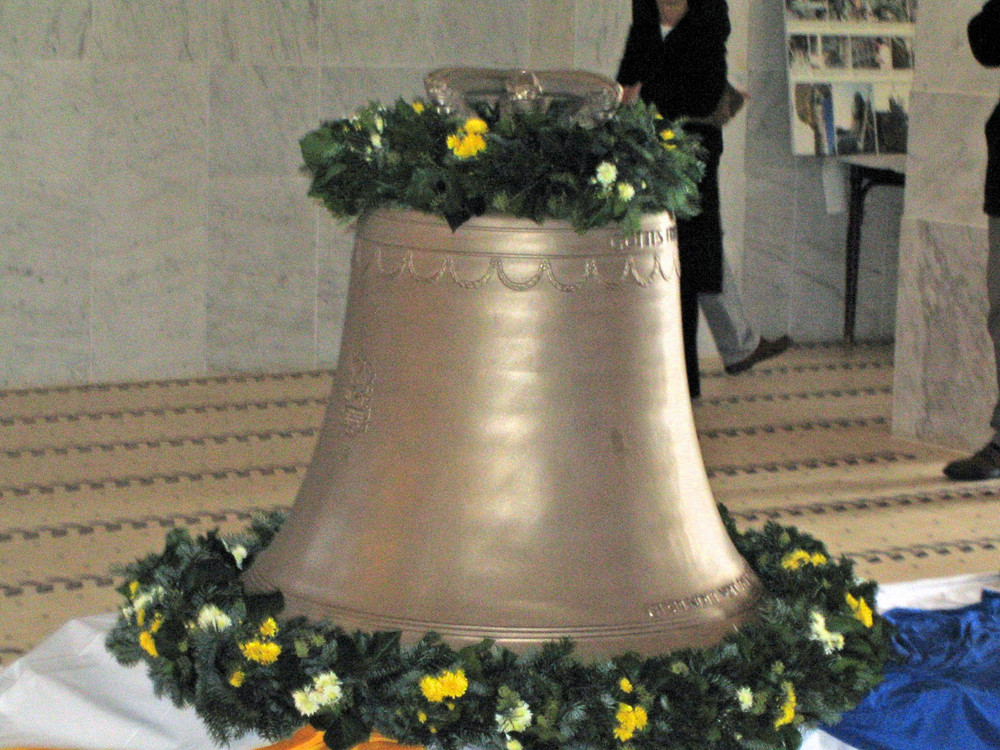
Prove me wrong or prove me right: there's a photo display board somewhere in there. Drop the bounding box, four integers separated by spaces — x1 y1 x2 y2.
784 0 916 156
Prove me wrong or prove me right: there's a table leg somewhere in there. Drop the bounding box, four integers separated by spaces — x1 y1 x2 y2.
844 166 868 344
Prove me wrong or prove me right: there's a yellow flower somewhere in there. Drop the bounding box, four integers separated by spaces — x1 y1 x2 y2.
659 129 675 141
619 677 633 693
846 593 874 628
412 101 426 114
418 711 428 724
240 640 282 665
420 669 468 702
774 682 797 729
259 617 279 638
139 631 158 658
420 675 446 702
613 703 648 742
229 670 246 688
440 669 468 698
449 132 487 158
464 117 489 135
781 549 828 570
128 580 140 598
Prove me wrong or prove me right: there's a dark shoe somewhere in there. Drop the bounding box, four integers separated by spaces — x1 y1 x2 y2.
724 335 791 375
943 442 1000 480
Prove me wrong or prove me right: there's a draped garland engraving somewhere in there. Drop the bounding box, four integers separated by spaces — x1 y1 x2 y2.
352 227 680 293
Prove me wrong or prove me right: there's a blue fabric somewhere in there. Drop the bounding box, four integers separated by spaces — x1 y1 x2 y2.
824 590 1000 750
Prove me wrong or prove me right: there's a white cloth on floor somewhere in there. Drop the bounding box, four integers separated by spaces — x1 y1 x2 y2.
1 572 998 750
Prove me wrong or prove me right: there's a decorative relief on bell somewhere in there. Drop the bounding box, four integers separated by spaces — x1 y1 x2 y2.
356 246 678 292
645 570 759 619
341 354 375 436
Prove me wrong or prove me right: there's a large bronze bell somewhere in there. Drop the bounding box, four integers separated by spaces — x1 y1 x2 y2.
242 208 762 656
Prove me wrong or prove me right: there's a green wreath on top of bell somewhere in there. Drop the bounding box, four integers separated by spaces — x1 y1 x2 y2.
105 506 892 750
297 96 705 234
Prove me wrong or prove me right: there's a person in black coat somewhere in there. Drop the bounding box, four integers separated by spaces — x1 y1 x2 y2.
944 0 1000 479
616 0 731 399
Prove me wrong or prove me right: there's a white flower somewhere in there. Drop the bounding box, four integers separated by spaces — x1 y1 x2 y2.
313 671 344 704
809 611 845 655
293 671 343 717
374 115 385 132
736 686 753 711
617 182 636 201
594 161 618 187
496 699 533 733
223 541 248 569
506 741 523 750
196 604 233 631
293 688 322 716
370 132 383 149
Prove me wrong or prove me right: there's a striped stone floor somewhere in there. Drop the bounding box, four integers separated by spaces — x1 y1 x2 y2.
1 342 997 667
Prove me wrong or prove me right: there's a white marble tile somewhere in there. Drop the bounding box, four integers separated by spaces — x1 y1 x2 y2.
0 0 94 59
317 0 437 68
318 67 428 118
205 176 316 276
0 60 95 180
0 177 93 387
741 241 793 338
527 0 574 70
893 218 995 449
88 0 206 61
204 176 318 373
91 174 206 258
905 91 993 228
89 236 208 382
205 0 318 64
572 0 631 77
208 63 318 177
912 0 997 97
316 214 355 369
90 61 207 180
206 267 316 374
430 0 531 69
747 0 788 73
743 170 798 265
745 68 798 175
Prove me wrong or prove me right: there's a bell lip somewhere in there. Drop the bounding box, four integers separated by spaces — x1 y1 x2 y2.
244 565 765 657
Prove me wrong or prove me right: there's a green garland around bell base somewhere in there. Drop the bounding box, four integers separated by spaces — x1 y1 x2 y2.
106 507 893 750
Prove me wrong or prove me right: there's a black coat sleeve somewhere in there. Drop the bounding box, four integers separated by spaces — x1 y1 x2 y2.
624 0 729 120
969 0 1000 67
616 0 660 86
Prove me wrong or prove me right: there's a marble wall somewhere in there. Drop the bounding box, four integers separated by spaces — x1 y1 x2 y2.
742 0 903 345
892 0 1000 449
0 0 574 388
1 0 898 389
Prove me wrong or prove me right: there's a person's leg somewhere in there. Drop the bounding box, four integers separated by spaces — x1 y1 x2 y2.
698 258 760 367
988 215 1000 442
945 215 1000 479
680 278 701 399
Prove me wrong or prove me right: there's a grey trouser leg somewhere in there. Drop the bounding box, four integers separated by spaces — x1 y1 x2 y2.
698 258 760 367
988 216 1000 442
